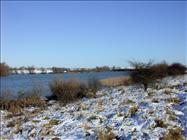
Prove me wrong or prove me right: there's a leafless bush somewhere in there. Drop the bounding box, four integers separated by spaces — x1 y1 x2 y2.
49 78 101 103
129 61 155 91
49 79 88 103
168 63 186 76
0 63 10 76
151 62 169 78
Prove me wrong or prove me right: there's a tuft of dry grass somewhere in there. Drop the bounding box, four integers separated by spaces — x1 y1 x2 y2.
82 123 91 130
98 128 115 140
128 105 138 117
0 87 46 114
161 127 185 140
100 77 131 87
50 78 101 103
152 98 159 103
0 95 46 114
51 137 61 140
167 97 180 104
6 121 16 127
166 108 176 121
50 79 82 103
43 119 60 129
154 119 167 128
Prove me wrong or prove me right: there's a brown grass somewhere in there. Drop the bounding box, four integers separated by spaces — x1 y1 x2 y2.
100 76 131 87
49 79 89 103
0 95 46 114
128 105 138 117
154 119 167 128
161 127 185 140
167 97 180 104
0 87 46 114
49 78 101 103
98 128 115 140
43 119 60 129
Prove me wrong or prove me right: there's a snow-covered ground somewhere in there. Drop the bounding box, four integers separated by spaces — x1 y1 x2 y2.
1 75 187 140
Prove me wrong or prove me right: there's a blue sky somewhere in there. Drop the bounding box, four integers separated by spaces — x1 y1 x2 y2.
1 1 186 68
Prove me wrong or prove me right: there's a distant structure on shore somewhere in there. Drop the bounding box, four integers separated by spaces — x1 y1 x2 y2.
11 68 53 75
10 66 132 75
0 62 133 76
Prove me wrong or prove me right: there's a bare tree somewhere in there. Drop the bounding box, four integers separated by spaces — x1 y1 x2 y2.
0 63 10 76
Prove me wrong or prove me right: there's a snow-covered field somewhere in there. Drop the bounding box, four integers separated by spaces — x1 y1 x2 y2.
1 75 187 140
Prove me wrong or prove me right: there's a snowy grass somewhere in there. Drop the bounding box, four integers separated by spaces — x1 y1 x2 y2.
0 75 187 139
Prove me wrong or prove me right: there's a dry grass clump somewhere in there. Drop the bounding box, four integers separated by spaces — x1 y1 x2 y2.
87 77 101 96
100 77 131 87
166 108 176 121
98 127 115 140
0 87 46 114
126 99 135 104
49 78 101 103
49 79 87 103
6 120 16 127
0 95 45 114
167 97 180 104
154 119 167 128
82 123 91 130
161 127 185 140
128 105 138 117
50 79 80 103
152 98 159 103
43 119 60 129
51 137 61 140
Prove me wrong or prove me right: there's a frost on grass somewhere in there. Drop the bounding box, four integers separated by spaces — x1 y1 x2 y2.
0 75 187 140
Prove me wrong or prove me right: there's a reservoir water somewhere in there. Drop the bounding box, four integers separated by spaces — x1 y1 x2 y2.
0 71 129 98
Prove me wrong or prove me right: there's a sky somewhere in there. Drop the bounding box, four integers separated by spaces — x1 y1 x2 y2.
1 1 186 68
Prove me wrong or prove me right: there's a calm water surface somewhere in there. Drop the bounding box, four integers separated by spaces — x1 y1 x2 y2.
0 71 129 97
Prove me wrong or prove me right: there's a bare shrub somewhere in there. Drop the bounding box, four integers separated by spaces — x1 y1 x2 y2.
129 61 155 91
49 79 88 103
0 63 10 76
168 63 186 76
151 62 169 78
49 78 102 103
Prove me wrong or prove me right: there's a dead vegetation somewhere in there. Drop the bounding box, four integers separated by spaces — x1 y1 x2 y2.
49 78 101 103
100 77 132 87
154 119 167 128
161 127 185 140
98 127 116 140
0 86 46 114
167 97 180 104
128 105 138 117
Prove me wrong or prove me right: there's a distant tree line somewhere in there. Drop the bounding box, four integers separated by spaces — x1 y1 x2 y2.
1 61 186 78
0 64 113 76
